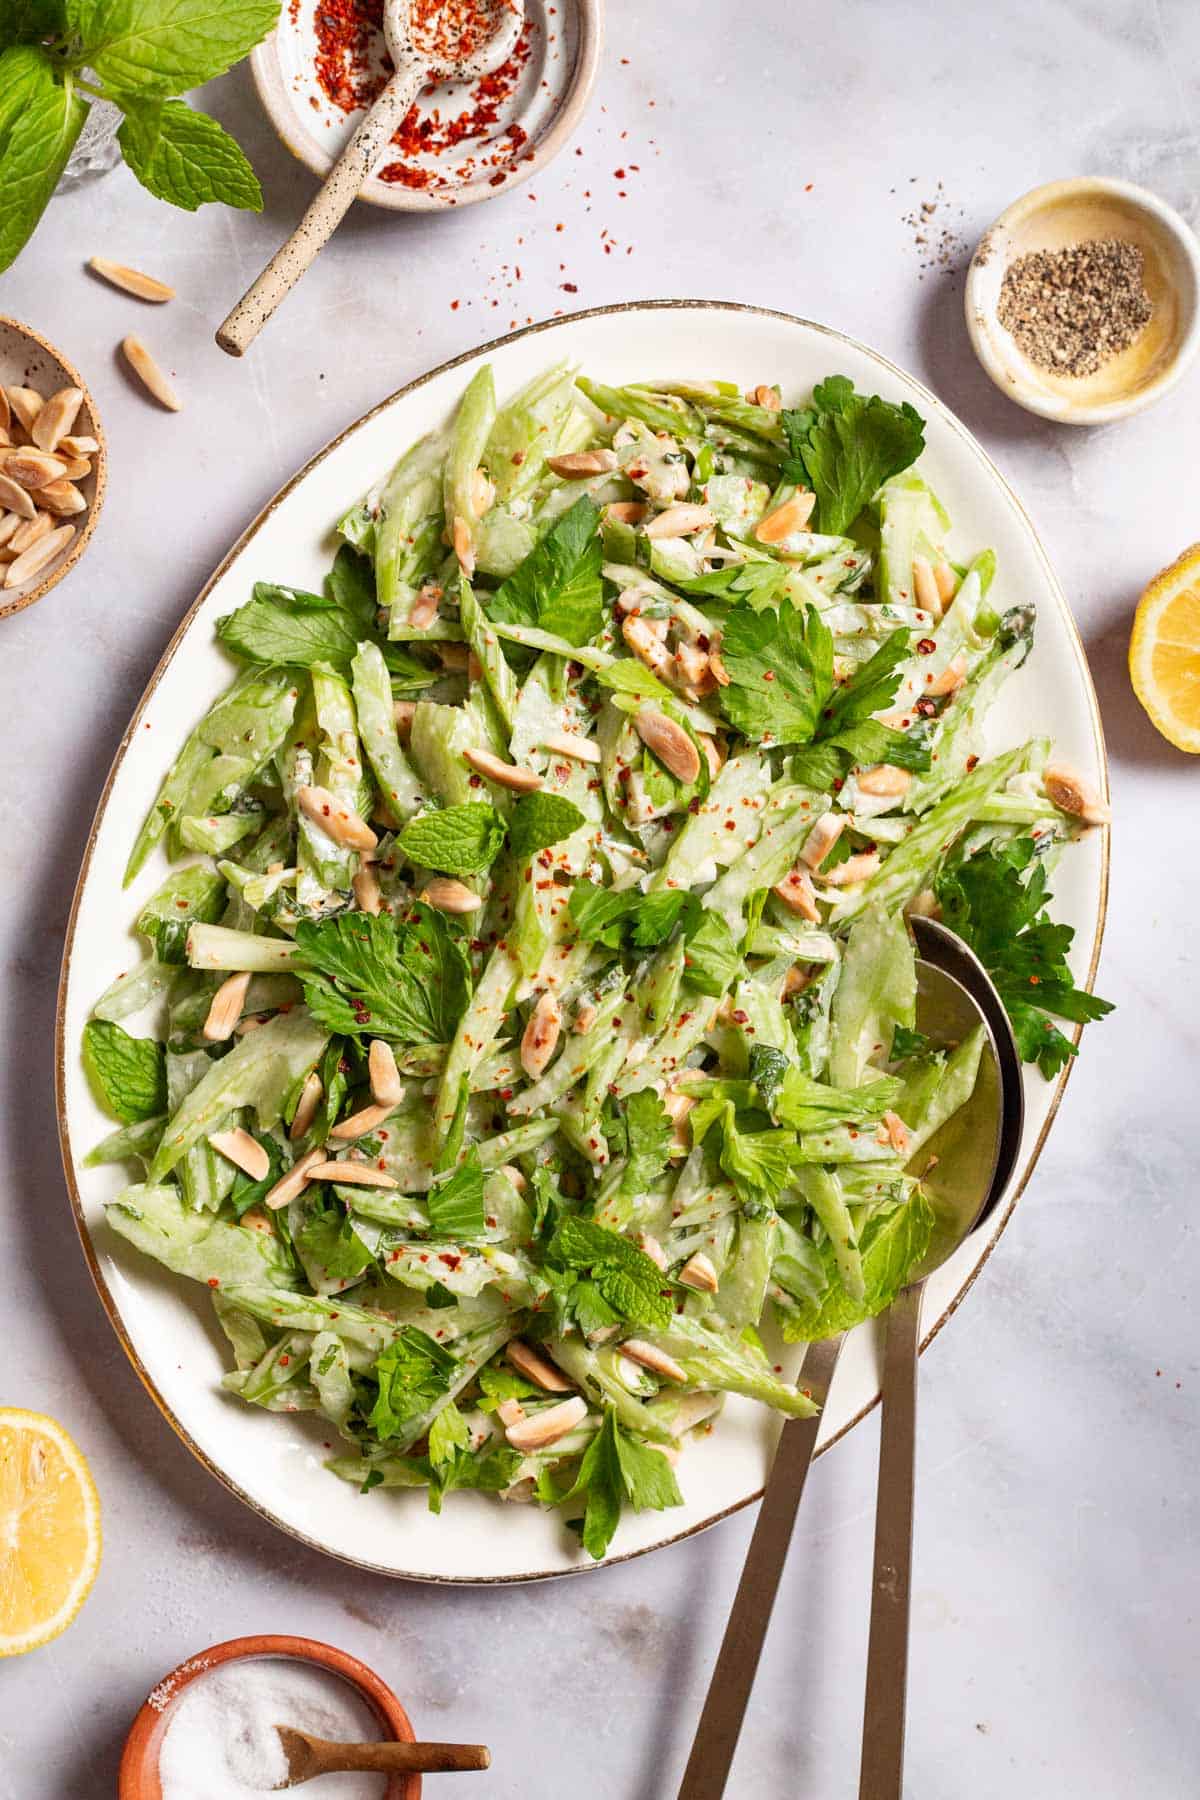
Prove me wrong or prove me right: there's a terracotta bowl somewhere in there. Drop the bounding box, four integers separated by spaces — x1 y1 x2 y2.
0 316 106 620
118 1634 422 1799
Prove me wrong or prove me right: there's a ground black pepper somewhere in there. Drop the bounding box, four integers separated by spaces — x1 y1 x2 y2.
997 237 1153 377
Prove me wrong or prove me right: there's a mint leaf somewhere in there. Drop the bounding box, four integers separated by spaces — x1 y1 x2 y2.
398 803 506 877
676 561 788 608
683 911 740 997
548 1216 673 1329
568 879 697 951
784 378 925 537
74 0 280 93
508 792 586 861
82 1019 167 1123
368 1327 457 1440
476 1364 538 1409
217 579 367 671
1 1 64 48
118 97 262 210
489 496 603 646
718 602 834 746
0 49 86 272
292 906 472 1048
426 1148 486 1238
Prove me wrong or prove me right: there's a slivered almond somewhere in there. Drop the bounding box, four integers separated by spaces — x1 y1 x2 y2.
89 256 175 302
574 1000 597 1034
934 559 957 604
352 863 382 915
699 734 725 780
289 1071 323 1141
56 455 92 481
1043 764 1110 826
547 448 618 478
912 554 942 617
0 389 8 433
421 877 483 914
451 514 474 575
369 1038 405 1107
496 1398 526 1429
2 523 74 586
822 850 881 887
30 478 85 517
471 468 495 516
746 384 782 411
265 1147 325 1211
5 448 67 489
59 434 98 458
0 473 36 521
639 1232 669 1271
408 587 441 631
800 810 845 870
121 335 182 411
541 731 601 764
621 1339 687 1384
330 1102 395 1140
203 971 251 1042
856 763 911 797
463 745 543 792
634 706 701 784
504 1395 588 1451
881 1110 910 1154
506 1340 574 1392
7 510 53 556
644 503 715 540
675 640 714 692
604 501 647 525
31 387 83 454
520 990 562 1079
708 647 730 687
393 699 416 741
306 1160 399 1189
6 388 43 433
500 1163 527 1193
296 784 378 851
774 865 820 921
755 490 816 543
0 514 20 551
783 964 813 997
926 652 967 698
679 1251 719 1293
662 1088 695 1147
208 1127 270 1182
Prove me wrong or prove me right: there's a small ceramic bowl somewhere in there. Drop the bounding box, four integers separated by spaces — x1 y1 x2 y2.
0 317 106 619
118 1634 422 1799
964 177 1200 424
253 0 603 213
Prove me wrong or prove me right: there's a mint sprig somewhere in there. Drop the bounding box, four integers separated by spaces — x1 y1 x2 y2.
0 0 278 272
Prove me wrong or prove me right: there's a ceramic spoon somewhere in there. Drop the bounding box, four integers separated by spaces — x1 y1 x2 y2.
217 0 525 356
274 1725 490 1784
677 917 1023 1800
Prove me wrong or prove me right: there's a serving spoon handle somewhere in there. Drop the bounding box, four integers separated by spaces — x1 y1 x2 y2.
216 54 426 358
676 1331 844 1800
857 1279 923 1800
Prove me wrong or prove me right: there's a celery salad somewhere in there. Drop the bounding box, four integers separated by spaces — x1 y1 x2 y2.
83 365 1111 1559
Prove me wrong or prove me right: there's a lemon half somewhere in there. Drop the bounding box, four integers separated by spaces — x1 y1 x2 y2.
0 1409 101 1656
1129 543 1200 753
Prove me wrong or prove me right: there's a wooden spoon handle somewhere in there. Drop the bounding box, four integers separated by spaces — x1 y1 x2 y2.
216 56 425 357
302 1736 491 1773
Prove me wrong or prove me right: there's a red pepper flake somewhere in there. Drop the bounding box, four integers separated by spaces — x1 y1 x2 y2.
561 281 578 293
965 753 980 771
917 637 937 654
207 1277 220 1288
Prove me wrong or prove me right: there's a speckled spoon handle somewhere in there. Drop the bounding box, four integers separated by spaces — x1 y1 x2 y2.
216 51 426 358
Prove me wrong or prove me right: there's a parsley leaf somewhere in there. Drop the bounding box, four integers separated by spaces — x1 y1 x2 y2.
718 603 834 745
398 803 506 877
82 1019 167 1124
778 1189 935 1341
934 837 1113 1078
508 792 587 861
547 1216 673 1329
292 905 472 1048
717 1104 797 1208
568 879 698 950
427 1399 470 1469
682 911 741 997
675 561 788 609
489 496 604 646
562 1409 683 1560
780 377 926 537
609 1090 672 1201
368 1327 458 1441
297 1201 374 1281
426 1148 486 1238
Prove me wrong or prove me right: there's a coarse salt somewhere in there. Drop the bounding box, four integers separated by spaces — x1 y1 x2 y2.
156 1656 388 1798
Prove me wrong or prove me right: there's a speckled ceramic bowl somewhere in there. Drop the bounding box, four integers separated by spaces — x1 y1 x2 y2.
118 1634 421 1799
965 177 1200 424
252 0 603 212
0 317 106 620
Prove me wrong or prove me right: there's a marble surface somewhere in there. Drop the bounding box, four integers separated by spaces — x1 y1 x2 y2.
1 1 1198 1793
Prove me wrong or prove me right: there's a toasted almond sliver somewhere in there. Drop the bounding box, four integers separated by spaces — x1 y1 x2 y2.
6 387 43 433
393 699 416 741
643 503 716 540
934 559 957 604
122 335 182 411
296 784 378 851
208 1127 270 1182
421 877 483 915
821 851 882 888
520 991 562 1080
329 1102 395 1141
746 384 782 411
496 1398 526 1429
265 1148 325 1211
3 522 74 588
926 652 968 698
541 732 602 764
0 513 20 551
621 1339 687 1384
856 763 912 798
5 448 68 489
635 706 701 785
463 746 543 793
911 554 942 617
881 1110 910 1154
678 1251 719 1293
755 490 816 543
800 810 846 871
352 863 382 915
368 1039 405 1107
408 587 441 631
306 1160 399 1189
31 388 84 454
622 613 673 677
504 1396 588 1452
58 434 99 458
29 478 85 517
1043 764 1110 827
56 456 92 482
773 865 820 921
90 257 175 303
605 501 647 525
638 1232 669 1272
506 1340 575 1392
0 389 8 434
202 971 251 1042
288 1071 323 1141
547 448 618 478
0 472 36 521
8 510 53 557
451 514 475 576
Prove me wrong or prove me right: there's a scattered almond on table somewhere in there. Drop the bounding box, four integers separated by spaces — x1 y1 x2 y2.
0 378 90 590
121 334 182 412
87 256 175 303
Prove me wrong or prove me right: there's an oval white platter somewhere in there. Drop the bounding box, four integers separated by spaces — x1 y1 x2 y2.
57 302 1108 1583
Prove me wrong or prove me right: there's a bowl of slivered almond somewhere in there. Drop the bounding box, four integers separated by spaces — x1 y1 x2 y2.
0 317 107 621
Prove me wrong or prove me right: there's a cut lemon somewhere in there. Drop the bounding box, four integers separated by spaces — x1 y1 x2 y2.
0 1409 101 1656
1129 543 1200 752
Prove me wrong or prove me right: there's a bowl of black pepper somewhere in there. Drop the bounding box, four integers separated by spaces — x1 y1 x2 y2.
964 176 1200 424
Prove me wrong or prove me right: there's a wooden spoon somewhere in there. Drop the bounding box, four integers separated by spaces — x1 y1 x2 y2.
217 0 525 357
274 1725 491 1785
